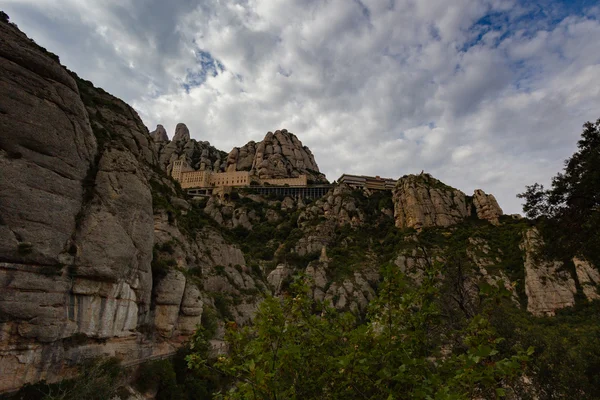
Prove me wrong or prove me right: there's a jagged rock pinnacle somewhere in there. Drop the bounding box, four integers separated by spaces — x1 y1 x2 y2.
150 124 169 141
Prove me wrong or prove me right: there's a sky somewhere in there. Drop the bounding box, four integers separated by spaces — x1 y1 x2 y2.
4 0 600 214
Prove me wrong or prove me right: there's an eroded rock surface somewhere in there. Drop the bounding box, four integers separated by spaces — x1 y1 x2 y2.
0 19 265 392
473 189 503 225
227 129 328 183
573 257 600 300
155 122 227 175
149 124 169 142
393 174 471 229
522 229 577 316
0 19 162 391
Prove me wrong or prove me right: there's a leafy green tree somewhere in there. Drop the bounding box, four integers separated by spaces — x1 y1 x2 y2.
518 118 600 264
490 300 600 399
187 264 531 400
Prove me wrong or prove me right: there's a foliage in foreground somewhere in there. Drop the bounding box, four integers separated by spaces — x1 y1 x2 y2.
518 118 600 265
134 346 226 400
490 300 600 399
187 264 531 400
2 358 125 400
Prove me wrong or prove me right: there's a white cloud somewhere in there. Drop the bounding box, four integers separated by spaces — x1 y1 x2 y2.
3 0 600 213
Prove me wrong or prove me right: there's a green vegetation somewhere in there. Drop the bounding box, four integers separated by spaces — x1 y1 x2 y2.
135 346 227 400
179 200 222 236
211 292 234 321
2 358 125 400
518 118 600 266
152 243 178 279
491 300 600 399
418 217 533 301
187 266 531 399
399 173 458 192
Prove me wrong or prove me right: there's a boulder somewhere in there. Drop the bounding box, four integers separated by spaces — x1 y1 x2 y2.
473 189 503 224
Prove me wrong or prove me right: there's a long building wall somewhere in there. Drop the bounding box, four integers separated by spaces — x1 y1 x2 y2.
262 175 307 186
172 159 307 189
338 174 397 190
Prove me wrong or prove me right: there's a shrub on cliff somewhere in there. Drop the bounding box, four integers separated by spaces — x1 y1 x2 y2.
8 358 125 400
187 264 531 399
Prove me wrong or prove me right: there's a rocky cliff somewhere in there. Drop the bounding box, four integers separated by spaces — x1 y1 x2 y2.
0 18 263 393
153 125 328 184
392 173 503 229
227 129 327 183
152 123 228 176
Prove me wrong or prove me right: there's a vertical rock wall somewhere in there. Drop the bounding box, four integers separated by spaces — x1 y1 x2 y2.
392 174 471 229
0 19 263 393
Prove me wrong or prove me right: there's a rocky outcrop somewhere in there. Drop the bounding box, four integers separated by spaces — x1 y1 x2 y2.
0 18 266 393
267 259 377 313
393 174 471 229
522 229 577 316
227 129 328 183
153 209 263 328
155 123 227 175
203 196 261 230
0 20 96 267
267 264 293 293
573 257 600 300
298 184 365 228
226 141 257 172
473 189 503 225
172 123 190 142
153 269 187 336
149 124 168 142
0 18 163 391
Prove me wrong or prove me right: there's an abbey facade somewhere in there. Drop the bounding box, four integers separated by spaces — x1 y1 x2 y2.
171 159 308 189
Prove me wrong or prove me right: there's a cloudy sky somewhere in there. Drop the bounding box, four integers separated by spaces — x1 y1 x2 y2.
4 0 600 213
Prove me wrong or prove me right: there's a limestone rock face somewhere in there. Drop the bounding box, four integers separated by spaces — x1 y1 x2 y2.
153 205 263 329
173 123 190 142
393 174 471 229
297 184 369 229
150 124 169 142
154 270 187 337
267 264 293 293
522 229 577 316
573 257 600 300
154 122 229 176
227 129 328 183
178 283 204 335
226 141 257 171
0 19 163 391
203 196 261 230
473 189 503 224
0 16 154 343
0 19 263 393
156 125 227 176
0 20 96 267
266 259 377 314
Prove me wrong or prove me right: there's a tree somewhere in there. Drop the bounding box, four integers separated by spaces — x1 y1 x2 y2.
518 118 600 264
187 265 531 400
